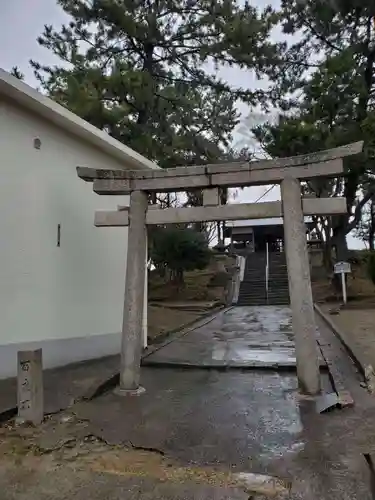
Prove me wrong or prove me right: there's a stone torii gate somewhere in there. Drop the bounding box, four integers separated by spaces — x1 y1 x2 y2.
77 141 363 396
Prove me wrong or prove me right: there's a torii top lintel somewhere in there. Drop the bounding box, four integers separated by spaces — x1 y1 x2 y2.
76 141 363 195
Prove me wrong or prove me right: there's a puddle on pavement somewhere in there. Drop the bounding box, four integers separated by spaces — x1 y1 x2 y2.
221 306 294 339
228 347 296 364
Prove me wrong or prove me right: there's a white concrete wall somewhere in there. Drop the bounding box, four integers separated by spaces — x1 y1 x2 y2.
0 99 130 374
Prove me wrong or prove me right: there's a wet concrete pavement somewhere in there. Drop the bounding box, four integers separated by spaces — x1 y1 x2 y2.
144 306 325 369
75 368 309 467
67 306 375 498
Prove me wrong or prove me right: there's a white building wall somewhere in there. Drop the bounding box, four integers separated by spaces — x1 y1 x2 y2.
0 99 131 377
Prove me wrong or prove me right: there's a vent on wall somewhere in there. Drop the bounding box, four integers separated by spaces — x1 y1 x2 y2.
57 224 61 247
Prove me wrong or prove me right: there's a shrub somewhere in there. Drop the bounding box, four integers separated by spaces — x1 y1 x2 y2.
150 227 211 284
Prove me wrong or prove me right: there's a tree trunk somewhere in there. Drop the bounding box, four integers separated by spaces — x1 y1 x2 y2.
217 221 223 245
193 222 204 233
322 241 333 271
370 199 375 251
331 228 348 293
313 216 333 271
370 227 375 251
332 228 348 261
176 268 184 287
156 263 166 277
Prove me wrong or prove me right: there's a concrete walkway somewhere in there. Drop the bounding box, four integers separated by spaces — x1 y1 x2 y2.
144 306 325 369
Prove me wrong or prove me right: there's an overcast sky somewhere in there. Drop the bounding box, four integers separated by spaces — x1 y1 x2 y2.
0 0 364 248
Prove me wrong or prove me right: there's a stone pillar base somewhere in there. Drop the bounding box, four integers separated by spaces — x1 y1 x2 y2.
113 386 146 397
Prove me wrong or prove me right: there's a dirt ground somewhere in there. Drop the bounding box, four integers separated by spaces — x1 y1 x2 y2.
311 250 375 370
0 404 290 500
148 305 209 340
320 303 375 369
147 253 233 341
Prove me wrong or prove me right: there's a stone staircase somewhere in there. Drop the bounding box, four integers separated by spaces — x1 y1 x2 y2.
237 252 290 306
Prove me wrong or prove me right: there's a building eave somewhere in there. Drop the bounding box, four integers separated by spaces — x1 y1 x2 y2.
0 69 160 171
227 216 312 228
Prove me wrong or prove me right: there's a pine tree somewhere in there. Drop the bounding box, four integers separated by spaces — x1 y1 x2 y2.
254 0 375 260
31 0 280 167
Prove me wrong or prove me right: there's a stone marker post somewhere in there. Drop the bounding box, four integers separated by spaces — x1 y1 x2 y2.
17 349 43 425
117 190 148 395
281 177 321 395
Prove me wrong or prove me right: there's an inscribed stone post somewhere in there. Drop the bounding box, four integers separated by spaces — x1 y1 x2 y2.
281 177 321 395
117 190 148 395
17 349 44 425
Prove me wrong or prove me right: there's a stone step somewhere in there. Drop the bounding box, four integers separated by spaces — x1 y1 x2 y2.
241 281 288 287
239 291 267 296
239 292 289 299
244 267 288 272
242 278 288 284
239 294 267 299
240 283 268 287
239 295 290 301
241 279 289 284
240 285 267 288
237 300 290 306
245 259 286 264
242 285 287 290
239 288 267 292
238 296 290 301
238 290 289 296
239 251 289 306
238 294 289 299
237 294 267 299
240 283 266 286
244 266 286 271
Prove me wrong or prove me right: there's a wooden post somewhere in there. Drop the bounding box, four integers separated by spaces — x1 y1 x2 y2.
281 177 321 395
17 349 43 425
116 190 148 395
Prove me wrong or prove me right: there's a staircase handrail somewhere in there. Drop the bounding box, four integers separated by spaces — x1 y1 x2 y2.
265 242 269 304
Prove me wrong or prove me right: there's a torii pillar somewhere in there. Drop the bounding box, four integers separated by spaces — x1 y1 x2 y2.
281 176 321 395
115 190 148 395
